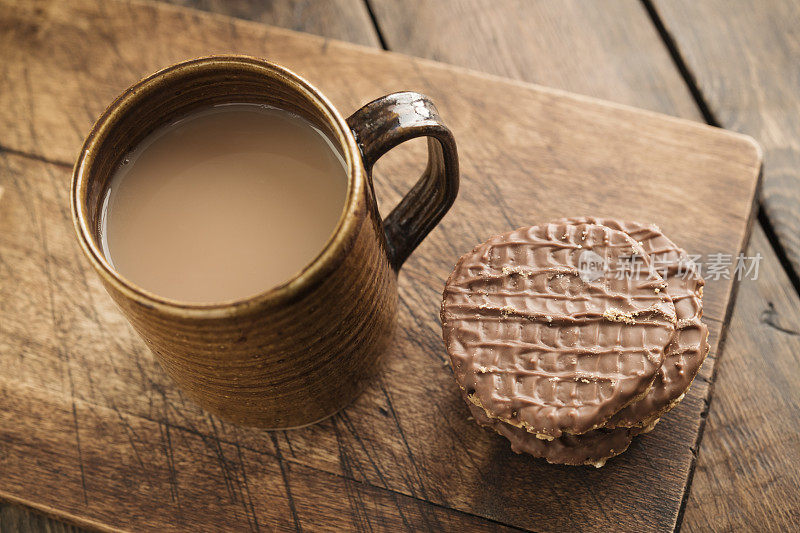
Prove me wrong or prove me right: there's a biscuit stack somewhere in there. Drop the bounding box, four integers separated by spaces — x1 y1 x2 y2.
440 218 709 467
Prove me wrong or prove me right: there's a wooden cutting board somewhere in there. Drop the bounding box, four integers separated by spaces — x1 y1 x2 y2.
0 0 761 531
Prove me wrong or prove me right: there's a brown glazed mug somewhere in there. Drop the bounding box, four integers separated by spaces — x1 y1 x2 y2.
71 56 458 428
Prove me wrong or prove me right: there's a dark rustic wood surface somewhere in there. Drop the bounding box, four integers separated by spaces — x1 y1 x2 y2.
365 5 800 530
367 0 700 118
164 0 380 47
645 1 800 529
0 0 761 529
1 504 82 533
652 0 800 277
681 228 800 532
2 0 796 531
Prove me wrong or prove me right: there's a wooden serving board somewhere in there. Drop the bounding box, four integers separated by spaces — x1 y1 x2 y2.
0 0 761 531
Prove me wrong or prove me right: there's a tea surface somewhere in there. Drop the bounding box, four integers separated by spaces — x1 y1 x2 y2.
100 104 348 302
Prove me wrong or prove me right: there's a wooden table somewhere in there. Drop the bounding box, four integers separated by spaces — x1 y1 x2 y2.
2 1 798 531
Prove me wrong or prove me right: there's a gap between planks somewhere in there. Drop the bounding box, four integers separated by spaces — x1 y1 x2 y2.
641 0 800 299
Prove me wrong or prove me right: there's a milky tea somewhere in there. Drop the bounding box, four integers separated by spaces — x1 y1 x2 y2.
98 104 348 303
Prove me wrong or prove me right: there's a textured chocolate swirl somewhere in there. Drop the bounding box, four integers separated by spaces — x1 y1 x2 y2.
441 223 677 438
558 217 709 428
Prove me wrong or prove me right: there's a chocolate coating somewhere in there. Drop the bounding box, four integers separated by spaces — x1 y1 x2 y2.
441 223 676 438
558 218 709 428
465 394 633 467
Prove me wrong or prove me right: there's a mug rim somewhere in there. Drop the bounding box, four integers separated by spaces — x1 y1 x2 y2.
71 55 365 317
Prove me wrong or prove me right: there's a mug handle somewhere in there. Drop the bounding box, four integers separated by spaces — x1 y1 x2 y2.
347 92 459 271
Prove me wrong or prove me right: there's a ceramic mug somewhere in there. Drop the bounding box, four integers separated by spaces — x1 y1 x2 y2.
71 56 459 428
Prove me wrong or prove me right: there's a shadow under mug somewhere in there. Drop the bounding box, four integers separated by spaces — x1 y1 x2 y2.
71 55 459 429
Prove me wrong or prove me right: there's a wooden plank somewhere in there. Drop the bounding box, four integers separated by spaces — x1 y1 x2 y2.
0 4 368 530
3 3 375 530
651 0 800 275
161 5 800 530
642 2 800 527
1 503 82 533
367 0 700 116
368 1 800 529
0 0 761 531
158 0 379 46
0 344 515 533
0 0 375 529
681 226 800 532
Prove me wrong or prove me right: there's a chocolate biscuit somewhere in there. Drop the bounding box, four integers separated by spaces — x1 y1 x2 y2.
558 217 710 428
441 223 677 438
464 393 633 467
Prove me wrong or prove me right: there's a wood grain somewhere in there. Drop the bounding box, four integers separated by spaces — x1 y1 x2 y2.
1 503 82 533
155 9 800 529
367 0 699 117
682 226 800 532
368 2 800 530
651 0 800 275
0 324 514 532
161 0 379 47
0 0 376 529
0 0 761 531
